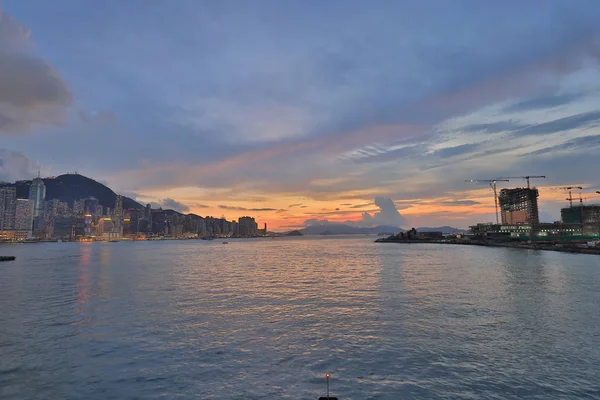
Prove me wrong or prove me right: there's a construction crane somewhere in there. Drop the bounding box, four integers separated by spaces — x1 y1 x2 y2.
497 175 545 188
560 186 583 208
466 179 510 224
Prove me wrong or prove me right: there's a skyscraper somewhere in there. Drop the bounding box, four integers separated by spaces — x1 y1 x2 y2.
114 195 123 235
0 187 17 231
15 199 34 238
83 197 99 216
28 175 46 218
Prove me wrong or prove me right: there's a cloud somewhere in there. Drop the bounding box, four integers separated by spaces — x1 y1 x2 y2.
0 148 37 182
354 197 406 227
349 203 373 208
150 198 191 212
161 198 190 213
218 205 277 212
513 110 600 137
462 121 527 134
304 218 328 226
521 134 600 156
442 200 481 206
432 143 481 158
0 6 72 134
503 91 589 113
78 110 117 125
288 203 303 207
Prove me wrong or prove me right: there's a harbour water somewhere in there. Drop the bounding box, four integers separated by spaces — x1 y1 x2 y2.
1 236 599 399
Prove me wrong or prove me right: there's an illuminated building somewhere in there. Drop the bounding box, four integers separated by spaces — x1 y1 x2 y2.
15 199 34 238
0 187 17 231
28 175 46 218
84 197 99 216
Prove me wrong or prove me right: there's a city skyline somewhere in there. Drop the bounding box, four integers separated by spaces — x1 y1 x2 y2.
1 1 600 229
0 173 266 240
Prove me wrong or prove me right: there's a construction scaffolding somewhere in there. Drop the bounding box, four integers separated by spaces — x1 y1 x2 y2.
499 187 540 225
561 205 600 235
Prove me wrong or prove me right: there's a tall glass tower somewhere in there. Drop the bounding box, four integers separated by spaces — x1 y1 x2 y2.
29 174 46 218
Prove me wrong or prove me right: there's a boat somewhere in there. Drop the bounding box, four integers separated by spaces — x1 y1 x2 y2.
222 241 228 244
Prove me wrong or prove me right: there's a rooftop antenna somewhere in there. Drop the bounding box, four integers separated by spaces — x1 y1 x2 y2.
318 373 338 400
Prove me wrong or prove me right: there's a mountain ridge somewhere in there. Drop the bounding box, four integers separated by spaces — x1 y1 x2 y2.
1 173 142 211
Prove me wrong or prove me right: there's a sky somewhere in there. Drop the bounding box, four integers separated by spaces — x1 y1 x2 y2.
1 0 600 230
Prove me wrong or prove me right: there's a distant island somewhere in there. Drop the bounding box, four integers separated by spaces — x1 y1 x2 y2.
285 230 303 236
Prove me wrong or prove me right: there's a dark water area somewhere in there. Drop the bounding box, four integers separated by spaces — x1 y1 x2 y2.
1 237 599 399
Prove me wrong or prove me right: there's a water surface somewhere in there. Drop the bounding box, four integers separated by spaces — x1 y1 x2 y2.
1 237 599 399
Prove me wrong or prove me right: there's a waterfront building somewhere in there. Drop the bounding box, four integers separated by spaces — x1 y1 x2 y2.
97 217 115 235
53 217 74 240
151 209 167 235
469 222 588 241
114 195 123 234
0 186 17 231
15 199 34 238
238 216 258 237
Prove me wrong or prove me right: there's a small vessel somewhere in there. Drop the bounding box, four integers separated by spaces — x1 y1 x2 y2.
222 241 229 244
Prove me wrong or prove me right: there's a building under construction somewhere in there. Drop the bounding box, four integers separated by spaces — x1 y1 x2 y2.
499 187 539 224
561 205 600 235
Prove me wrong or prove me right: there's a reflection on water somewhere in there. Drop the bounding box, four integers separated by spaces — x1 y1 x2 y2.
0 238 599 400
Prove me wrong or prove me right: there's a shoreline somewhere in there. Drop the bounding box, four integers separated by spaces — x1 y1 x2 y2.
375 238 600 255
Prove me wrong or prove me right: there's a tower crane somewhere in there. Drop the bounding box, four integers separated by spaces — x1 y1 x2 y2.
497 175 545 188
466 179 510 224
560 186 583 208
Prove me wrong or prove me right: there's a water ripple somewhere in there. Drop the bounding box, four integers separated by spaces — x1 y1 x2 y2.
1 238 600 399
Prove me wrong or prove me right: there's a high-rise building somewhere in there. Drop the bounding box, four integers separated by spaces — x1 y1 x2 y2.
151 209 166 235
499 188 539 225
83 197 99 216
0 187 17 231
114 195 123 234
73 199 84 215
561 204 600 235
15 199 34 238
28 175 46 218
238 216 258 237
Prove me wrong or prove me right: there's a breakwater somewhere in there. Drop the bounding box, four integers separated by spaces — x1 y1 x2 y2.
375 237 600 255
